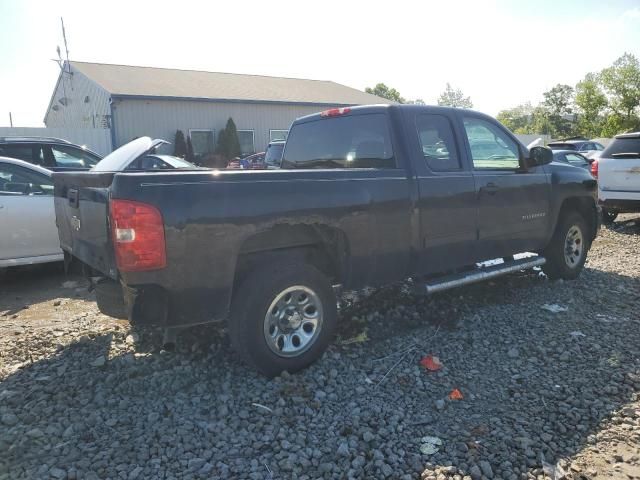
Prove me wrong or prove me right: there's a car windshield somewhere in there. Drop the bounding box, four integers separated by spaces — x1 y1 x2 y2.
548 143 577 150
159 155 198 168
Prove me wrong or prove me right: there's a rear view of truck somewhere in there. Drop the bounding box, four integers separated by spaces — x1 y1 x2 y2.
594 132 640 223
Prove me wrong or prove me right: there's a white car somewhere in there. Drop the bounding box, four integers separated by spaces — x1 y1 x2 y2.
592 132 640 223
0 157 63 267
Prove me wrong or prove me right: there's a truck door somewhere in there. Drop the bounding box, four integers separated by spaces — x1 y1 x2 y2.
462 114 550 259
406 111 478 274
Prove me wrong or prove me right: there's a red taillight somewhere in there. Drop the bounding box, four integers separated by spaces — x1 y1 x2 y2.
110 199 166 272
320 107 351 117
590 159 598 179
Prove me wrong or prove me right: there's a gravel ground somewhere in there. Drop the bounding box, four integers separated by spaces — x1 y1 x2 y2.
1 216 639 480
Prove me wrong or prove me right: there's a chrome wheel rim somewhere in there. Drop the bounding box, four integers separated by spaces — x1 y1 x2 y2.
564 225 584 268
263 286 323 357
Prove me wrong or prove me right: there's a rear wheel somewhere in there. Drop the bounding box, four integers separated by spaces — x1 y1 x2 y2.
601 208 618 225
229 262 337 377
542 212 589 280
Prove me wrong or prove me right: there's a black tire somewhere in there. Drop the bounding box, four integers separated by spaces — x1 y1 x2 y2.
95 280 127 319
601 208 618 225
229 262 337 377
542 211 589 280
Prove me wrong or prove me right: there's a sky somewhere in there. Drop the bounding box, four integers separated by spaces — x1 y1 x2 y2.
1 0 639 127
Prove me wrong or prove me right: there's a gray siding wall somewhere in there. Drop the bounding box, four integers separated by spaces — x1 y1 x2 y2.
45 66 111 129
112 99 329 152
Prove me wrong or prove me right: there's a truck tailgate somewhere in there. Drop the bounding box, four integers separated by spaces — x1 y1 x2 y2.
600 157 640 193
53 171 119 278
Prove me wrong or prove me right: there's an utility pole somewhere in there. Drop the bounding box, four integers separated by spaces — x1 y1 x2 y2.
9 112 13 127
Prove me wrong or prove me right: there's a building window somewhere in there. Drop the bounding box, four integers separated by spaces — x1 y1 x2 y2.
270 129 289 142
237 130 255 155
189 129 215 159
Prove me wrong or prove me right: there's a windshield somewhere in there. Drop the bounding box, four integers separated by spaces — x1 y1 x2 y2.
602 137 640 157
160 155 197 168
548 143 577 150
264 143 284 166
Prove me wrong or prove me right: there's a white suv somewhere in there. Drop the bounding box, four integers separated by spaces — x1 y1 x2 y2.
593 132 640 223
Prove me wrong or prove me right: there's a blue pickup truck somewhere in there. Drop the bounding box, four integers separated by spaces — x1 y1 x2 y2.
53 105 599 376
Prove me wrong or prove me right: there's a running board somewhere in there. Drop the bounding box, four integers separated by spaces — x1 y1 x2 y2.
419 256 546 295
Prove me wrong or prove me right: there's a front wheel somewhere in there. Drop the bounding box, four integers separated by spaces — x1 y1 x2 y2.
229 262 337 377
542 212 589 280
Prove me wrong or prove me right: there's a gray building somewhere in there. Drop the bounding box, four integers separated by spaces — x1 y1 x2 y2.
44 61 389 156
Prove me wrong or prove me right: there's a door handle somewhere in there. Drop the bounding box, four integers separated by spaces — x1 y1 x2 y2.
480 183 499 195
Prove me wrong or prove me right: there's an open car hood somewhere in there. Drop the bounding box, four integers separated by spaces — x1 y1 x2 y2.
91 137 169 172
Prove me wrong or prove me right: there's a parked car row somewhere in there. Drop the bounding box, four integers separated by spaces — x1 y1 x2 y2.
547 137 605 159
0 137 200 267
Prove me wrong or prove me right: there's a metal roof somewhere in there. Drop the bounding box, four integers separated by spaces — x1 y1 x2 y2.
70 61 392 106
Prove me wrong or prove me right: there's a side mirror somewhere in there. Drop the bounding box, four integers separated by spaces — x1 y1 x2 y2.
527 146 553 168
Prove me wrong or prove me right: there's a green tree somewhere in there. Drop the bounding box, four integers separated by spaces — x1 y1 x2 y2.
216 118 241 160
543 84 574 116
186 135 194 163
406 98 426 105
542 84 575 138
600 52 640 122
173 130 187 158
600 113 625 138
365 83 405 103
437 83 473 108
574 73 607 138
496 102 535 133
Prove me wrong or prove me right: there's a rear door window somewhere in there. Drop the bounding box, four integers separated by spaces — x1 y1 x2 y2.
281 113 395 169
0 144 44 165
415 114 461 171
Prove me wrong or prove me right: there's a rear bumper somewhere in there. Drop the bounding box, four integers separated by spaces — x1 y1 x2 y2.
599 188 640 202
599 198 640 213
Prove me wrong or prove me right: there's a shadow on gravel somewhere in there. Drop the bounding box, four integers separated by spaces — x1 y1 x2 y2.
0 263 86 316
1 267 639 479
608 216 640 236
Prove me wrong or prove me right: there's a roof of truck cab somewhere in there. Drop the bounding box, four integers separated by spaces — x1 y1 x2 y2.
293 104 491 123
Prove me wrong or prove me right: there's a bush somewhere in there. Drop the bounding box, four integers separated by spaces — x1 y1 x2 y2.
186 136 195 163
173 130 187 158
216 118 241 161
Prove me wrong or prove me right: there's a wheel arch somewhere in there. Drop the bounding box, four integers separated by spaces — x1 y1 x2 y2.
555 196 598 243
232 224 350 291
